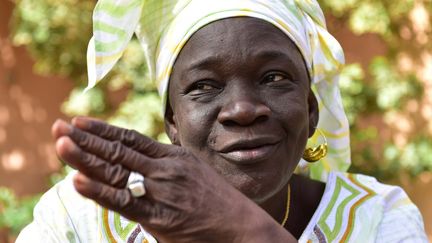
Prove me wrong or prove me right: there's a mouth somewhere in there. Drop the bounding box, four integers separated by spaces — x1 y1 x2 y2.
217 137 281 165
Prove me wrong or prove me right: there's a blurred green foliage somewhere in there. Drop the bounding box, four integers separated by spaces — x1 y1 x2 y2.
0 166 73 236
369 57 422 110
320 0 432 180
4 0 432 236
0 188 39 235
11 0 94 80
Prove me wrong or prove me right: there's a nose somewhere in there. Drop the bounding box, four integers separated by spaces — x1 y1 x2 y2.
217 94 271 126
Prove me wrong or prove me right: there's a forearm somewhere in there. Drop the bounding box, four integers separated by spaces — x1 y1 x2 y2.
235 203 297 243
246 221 297 243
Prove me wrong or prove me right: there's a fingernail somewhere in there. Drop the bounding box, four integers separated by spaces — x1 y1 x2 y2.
54 119 72 134
73 173 89 192
56 136 76 153
72 116 90 130
74 173 89 184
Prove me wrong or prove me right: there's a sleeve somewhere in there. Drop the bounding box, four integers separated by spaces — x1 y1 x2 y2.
15 178 82 243
375 186 428 243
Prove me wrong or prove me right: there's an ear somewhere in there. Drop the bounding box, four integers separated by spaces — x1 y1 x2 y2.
308 89 319 138
164 104 181 146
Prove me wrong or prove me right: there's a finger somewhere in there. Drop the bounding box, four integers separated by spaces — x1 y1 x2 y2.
52 119 72 140
56 136 130 188
57 136 170 202
67 127 165 176
73 172 154 223
71 116 173 157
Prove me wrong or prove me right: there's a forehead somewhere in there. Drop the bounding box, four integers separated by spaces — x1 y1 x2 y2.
172 17 306 74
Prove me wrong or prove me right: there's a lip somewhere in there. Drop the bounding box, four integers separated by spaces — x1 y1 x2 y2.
217 137 281 165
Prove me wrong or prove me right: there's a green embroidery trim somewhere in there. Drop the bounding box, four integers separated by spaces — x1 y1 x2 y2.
101 208 116 243
318 176 360 242
339 174 376 242
114 213 138 240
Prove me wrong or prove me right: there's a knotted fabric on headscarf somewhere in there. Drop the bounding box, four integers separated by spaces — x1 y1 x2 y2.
86 0 350 182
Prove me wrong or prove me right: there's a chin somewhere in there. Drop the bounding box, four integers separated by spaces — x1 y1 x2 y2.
198 149 292 203
223 172 284 204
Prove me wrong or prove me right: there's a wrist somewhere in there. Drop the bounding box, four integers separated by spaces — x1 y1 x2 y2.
232 199 297 243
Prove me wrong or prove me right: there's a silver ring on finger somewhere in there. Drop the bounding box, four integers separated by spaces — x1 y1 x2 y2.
127 171 146 197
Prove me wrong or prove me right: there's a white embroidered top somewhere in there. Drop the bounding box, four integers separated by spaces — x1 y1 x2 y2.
16 172 428 243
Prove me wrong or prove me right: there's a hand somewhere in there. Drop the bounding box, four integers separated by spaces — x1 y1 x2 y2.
52 117 296 243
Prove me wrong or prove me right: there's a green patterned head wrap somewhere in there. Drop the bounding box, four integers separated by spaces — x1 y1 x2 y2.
86 0 350 182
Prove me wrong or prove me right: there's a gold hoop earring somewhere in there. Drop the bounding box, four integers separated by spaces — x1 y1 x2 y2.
302 129 328 162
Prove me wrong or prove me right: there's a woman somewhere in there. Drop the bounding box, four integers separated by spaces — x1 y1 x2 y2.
17 0 427 242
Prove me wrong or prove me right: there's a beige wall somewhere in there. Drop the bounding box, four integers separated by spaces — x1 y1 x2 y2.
0 1 430 240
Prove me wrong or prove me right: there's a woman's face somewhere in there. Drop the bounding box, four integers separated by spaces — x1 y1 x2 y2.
166 17 318 203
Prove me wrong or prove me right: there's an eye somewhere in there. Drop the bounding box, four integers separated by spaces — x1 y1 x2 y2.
262 73 287 83
195 83 215 90
185 80 221 97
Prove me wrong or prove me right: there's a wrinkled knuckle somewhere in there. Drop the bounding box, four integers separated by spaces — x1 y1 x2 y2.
74 130 91 148
97 185 111 200
107 164 129 187
109 140 125 163
98 123 109 136
116 191 133 209
81 152 96 166
120 128 138 147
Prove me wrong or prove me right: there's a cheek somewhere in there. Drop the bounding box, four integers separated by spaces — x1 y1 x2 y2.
175 103 215 150
275 95 310 154
274 92 309 127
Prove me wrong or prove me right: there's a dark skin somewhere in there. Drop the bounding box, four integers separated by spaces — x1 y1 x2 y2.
52 17 325 242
